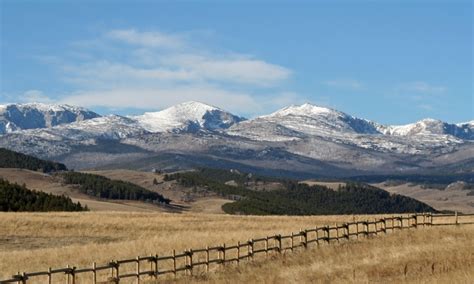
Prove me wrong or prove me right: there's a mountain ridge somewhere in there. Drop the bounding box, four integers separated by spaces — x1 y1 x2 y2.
0 101 472 177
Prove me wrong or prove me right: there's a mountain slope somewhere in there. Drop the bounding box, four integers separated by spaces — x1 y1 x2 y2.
134 101 245 133
0 101 472 177
0 103 100 134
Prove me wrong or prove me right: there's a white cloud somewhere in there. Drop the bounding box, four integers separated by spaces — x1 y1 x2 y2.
58 86 298 116
163 54 291 85
324 79 364 90
21 90 54 103
31 28 298 115
106 29 183 49
402 81 446 94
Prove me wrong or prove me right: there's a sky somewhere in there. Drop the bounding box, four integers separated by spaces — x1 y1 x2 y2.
0 0 472 124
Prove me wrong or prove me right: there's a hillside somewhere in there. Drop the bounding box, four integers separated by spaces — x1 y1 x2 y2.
0 178 86 212
167 169 437 215
0 147 67 172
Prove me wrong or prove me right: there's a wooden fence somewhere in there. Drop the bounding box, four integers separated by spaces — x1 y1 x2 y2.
1 212 473 284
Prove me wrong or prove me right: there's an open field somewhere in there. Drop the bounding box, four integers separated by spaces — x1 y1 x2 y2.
0 212 426 280
1 212 472 283
375 182 474 214
176 224 474 284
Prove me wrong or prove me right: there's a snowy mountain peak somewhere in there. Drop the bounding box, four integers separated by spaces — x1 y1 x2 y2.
134 101 245 133
267 103 335 118
0 103 100 134
381 118 473 140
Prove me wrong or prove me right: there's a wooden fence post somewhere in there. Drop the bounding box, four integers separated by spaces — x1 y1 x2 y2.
48 267 52 284
278 234 282 253
237 242 241 264
325 226 330 243
250 239 254 259
136 256 140 284
92 262 97 284
291 232 294 251
206 246 210 272
154 254 158 279
66 264 70 284
114 261 119 283
355 222 359 239
189 249 193 276
455 211 458 225
303 229 308 247
184 250 188 276
222 243 226 265
265 236 269 256
173 250 177 278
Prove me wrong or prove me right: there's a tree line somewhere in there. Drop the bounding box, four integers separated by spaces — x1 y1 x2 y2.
0 178 86 212
167 169 437 215
62 172 171 204
0 148 67 172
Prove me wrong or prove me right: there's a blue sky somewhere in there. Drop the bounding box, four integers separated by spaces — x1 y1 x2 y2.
0 0 472 124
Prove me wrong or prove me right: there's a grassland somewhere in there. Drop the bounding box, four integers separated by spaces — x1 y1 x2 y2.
1 212 472 283
375 182 474 214
178 225 474 284
0 212 408 279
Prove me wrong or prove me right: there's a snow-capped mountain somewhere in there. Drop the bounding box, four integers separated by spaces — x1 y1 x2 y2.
0 103 100 134
228 103 381 142
133 101 245 133
0 101 472 177
380 119 474 140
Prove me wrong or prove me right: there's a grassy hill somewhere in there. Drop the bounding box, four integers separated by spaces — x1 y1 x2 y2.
0 148 67 172
167 169 437 215
61 172 171 204
0 178 86 212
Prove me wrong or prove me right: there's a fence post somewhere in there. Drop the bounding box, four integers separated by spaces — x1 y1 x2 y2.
325 226 330 243
92 262 97 284
237 242 241 264
250 239 254 259
48 267 52 284
189 249 193 276
206 246 210 272
455 211 458 225
21 272 26 284
222 243 226 265
335 224 340 242
291 232 294 251
173 250 177 278
355 222 359 239
66 265 70 284
278 234 282 253
115 261 120 283
265 236 269 256
303 229 308 247
155 254 159 279
136 256 140 284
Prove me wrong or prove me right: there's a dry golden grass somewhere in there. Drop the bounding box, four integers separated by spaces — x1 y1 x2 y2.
375 182 474 214
0 212 400 280
173 225 474 284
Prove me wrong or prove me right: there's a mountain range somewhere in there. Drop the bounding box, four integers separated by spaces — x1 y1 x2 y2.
0 101 472 178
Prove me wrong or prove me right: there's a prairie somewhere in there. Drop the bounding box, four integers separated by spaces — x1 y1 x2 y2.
178 224 474 284
1 212 472 283
0 212 411 280
375 182 474 214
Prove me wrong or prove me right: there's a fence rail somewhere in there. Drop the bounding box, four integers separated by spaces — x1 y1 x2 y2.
1 212 473 284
